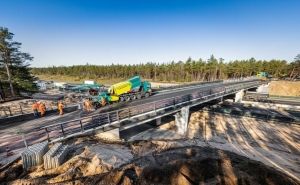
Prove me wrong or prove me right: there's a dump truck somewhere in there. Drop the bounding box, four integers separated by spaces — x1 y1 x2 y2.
92 76 151 107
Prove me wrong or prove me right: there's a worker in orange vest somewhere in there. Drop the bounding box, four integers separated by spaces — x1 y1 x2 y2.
83 99 88 111
39 102 46 117
83 99 92 112
32 101 39 118
87 99 93 112
58 101 64 115
101 97 106 107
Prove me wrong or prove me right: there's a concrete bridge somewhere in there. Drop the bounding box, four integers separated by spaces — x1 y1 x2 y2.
38 79 263 143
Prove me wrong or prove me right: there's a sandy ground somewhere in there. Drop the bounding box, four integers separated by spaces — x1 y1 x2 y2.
130 110 300 182
1 106 299 184
269 81 300 97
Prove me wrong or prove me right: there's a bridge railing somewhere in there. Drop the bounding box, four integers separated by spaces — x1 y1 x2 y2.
25 80 261 144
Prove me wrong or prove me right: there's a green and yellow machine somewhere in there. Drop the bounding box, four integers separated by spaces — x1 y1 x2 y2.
256 72 269 80
92 76 151 107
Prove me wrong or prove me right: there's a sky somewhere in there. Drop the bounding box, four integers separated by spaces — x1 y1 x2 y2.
1 0 300 67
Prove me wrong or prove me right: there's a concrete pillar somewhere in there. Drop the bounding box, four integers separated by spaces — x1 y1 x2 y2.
174 106 190 135
256 83 269 94
234 89 245 103
156 117 161 126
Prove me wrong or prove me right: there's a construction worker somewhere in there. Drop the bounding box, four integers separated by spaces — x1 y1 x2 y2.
32 101 39 118
83 99 91 112
83 99 88 112
39 102 46 117
101 97 106 107
58 101 64 115
87 99 93 112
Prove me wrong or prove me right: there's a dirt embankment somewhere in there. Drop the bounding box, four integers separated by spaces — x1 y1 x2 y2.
1 139 299 185
92 147 299 185
269 81 300 97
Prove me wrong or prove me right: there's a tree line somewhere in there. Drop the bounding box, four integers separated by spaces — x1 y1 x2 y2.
32 55 300 82
1 26 299 100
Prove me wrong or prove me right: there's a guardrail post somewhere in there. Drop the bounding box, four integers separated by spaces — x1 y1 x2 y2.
154 102 157 114
8 107 12 116
60 124 65 137
173 97 176 109
80 120 84 132
116 110 119 122
128 108 130 118
107 113 110 124
22 134 28 148
45 128 50 142
19 104 23 115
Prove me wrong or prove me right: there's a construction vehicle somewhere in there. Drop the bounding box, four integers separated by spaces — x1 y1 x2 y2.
256 72 269 80
69 83 102 95
92 76 151 107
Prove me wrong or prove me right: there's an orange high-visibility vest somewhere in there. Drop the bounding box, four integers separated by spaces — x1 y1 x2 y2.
32 103 38 110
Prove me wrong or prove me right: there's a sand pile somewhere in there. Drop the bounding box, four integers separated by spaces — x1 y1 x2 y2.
269 81 300 96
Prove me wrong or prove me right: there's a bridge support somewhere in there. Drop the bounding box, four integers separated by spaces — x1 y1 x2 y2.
256 83 269 94
156 117 161 126
234 89 245 103
174 106 190 135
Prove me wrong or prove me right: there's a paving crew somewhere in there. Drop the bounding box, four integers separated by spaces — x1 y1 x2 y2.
39 101 46 117
58 101 64 115
32 101 39 118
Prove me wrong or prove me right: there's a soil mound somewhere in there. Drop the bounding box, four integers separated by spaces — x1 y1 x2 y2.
87 146 299 185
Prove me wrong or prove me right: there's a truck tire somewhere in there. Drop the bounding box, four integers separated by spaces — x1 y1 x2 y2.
125 95 131 102
137 94 142 99
120 96 125 102
131 94 137 100
145 92 150 98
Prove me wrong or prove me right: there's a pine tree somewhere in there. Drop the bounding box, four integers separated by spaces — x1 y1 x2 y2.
0 27 36 97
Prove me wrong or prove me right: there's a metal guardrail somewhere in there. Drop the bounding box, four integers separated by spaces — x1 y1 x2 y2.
0 101 76 118
0 102 53 117
29 79 262 143
152 80 223 91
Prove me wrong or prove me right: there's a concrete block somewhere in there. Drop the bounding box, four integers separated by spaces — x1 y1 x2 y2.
21 141 49 170
43 143 62 169
43 143 69 169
